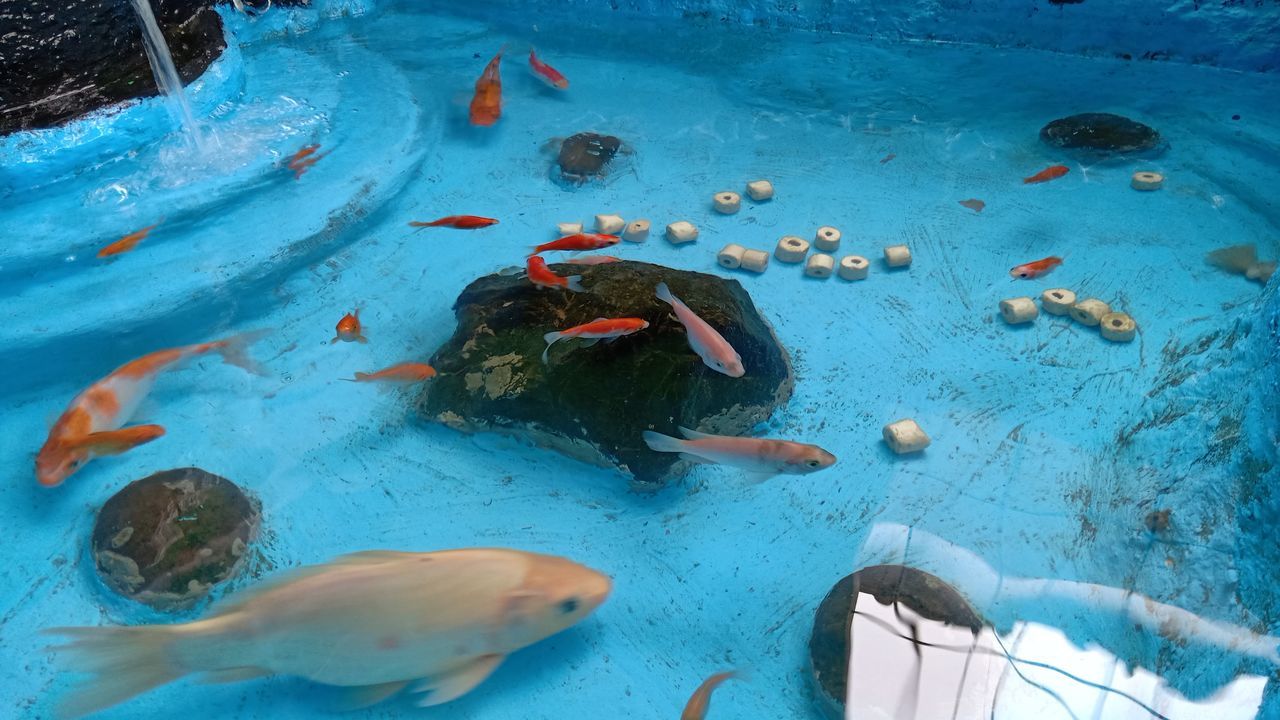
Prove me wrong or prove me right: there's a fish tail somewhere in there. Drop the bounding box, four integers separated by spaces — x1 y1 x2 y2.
213 328 272 377
45 625 187 719
654 281 675 306
541 332 561 364
351 372 371 382
641 430 685 454
565 275 585 293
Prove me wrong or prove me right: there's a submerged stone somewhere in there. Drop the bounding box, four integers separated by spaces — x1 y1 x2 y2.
91 467 260 611
416 261 793 488
1039 113 1164 156
557 132 623 182
808 565 985 719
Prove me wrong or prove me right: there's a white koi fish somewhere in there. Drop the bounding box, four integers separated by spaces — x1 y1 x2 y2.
655 282 744 377
642 426 836 481
47 548 612 719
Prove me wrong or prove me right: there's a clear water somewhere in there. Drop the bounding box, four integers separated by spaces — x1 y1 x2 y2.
2 1 1278 718
126 0 207 152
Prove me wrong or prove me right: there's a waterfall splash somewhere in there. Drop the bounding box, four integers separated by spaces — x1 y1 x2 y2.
126 0 207 151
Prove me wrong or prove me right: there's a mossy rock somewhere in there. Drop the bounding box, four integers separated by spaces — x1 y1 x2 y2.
557 132 622 182
416 260 793 488
91 467 260 611
808 565 985 718
1039 112 1164 157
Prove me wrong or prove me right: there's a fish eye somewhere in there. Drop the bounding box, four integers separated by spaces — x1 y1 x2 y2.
558 598 580 614
806 459 820 468
1018 272 1028 278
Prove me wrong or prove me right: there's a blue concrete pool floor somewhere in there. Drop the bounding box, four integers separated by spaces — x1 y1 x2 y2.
1 1 1278 717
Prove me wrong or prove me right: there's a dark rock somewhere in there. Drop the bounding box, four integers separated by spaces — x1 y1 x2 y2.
0 0 225 135
1039 113 1164 157
91 467 260 611
808 565 985 718
1145 508 1172 532
416 260 793 488
556 132 622 183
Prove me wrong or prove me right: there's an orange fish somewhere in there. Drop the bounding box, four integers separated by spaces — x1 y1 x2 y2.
331 310 367 344
469 49 504 126
542 317 650 363
345 362 437 384
98 223 159 258
528 48 569 90
526 256 585 292
531 233 620 255
1009 256 1063 279
408 215 499 230
35 330 268 487
1023 165 1069 184
682 671 738 720
287 144 326 179
564 255 622 265
959 199 985 213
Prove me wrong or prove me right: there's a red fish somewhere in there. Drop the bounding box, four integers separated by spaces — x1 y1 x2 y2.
287 144 326 179
959 199 985 213
345 362 437 384
528 48 569 90
682 671 739 720
1009 256 1063 279
527 256 585 292
98 223 159 258
542 317 649 363
564 255 621 265
408 215 499 230
532 233 620 255
332 309 367 344
1023 165 1069 184
469 49 504 127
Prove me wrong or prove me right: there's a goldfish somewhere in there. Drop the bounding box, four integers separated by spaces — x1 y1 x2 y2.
346 362 437 384
641 427 836 481
959 199 985 213
1009 256 1063 279
527 256 585 292
286 144 326 179
528 48 569 90
98 223 159 258
46 548 611 719
681 671 738 720
531 233 620 255
541 317 649 364
655 282 744 377
469 49 504 126
332 310 367 344
564 255 622 265
35 330 268 487
1023 165 1069 184
408 215 499 230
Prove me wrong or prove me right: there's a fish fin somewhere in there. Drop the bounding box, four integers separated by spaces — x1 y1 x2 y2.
334 679 411 711
743 470 777 485
200 666 271 684
565 275 585 293
677 426 713 440
579 338 601 348
1206 244 1258 274
541 332 561 364
413 655 504 707
215 328 272 377
678 452 715 465
45 625 185 719
349 373 370 382
63 426 166 455
641 430 684 453
654 281 675 305
330 336 341 344
332 550 423 565
209 551 419 618
357 335 369 344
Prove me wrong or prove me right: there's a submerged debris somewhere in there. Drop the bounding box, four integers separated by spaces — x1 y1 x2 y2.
1206 244 1276 284
1145 508 1172 533
556 132 623 183
1040 112 1164 157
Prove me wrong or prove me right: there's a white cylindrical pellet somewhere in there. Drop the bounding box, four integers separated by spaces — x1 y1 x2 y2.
999 297 1038 324
740 249 769 273
713 191 741 214
884 244 911 267
838 255 869 281
557 222 583 235
775 236 809 263
814 226 841 252
622 219 650 243
1070 299 1111 326
746 180 774 201
883 419 930 454
805 253 835 278
594 214 625 234
1040 288 1077 316
666 221 699 244
1131 171 1164 191
718 243 747 269
1099 312 1137 342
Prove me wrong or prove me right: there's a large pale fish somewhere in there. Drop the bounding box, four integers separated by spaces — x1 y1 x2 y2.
655 282 744 378
642 426 836 482
47 548 612 719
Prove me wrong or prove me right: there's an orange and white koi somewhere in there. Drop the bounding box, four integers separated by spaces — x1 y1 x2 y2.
541 317 649 363
655 282 743 377
528 48 569 90
527 256 585 292
98 223 159 258
1023 165 1069 184
332 309 367 344
682 671 738 720
563 255 621 266
641 427 836 480
1009 256 1063 279
469 49 504 126
531 233 620 255
35 331 268 487
408 215 499 230
345 362 437 384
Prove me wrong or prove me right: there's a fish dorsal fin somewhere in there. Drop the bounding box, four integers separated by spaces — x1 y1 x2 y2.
332 550 423 565
592 317 608 322
209 551 421 617
678 426 713 440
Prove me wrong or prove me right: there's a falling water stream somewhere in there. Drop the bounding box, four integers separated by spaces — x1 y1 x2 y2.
126 0 207 151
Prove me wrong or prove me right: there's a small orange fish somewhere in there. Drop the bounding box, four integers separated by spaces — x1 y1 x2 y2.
542 317 650 363
526 256 585 292
98 223 159 258
880 153 896 164
564 255 622 265
1023 165 1069 184
469 49 504 127
408 215 499 230
959 199 985 213
331 309 367 344
346 362 437 384
529 48 569 90
287 144 326 179
532 233 620 255
1009 256 1063 279
681 671 738 720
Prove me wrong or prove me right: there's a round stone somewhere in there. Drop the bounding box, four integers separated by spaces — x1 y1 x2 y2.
1039 113 1163 157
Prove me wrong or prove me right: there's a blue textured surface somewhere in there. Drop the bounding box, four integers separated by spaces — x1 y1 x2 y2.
1 0 1278 718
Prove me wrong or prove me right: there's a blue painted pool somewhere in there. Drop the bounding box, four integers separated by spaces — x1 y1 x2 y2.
2 0 1278 718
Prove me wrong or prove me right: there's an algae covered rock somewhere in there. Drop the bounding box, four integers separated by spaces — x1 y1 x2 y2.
1039 112 1164 157
91 467 260 611
417 261 793 488
556 132 623 182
